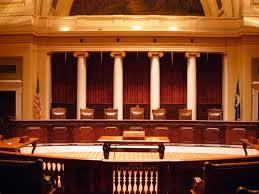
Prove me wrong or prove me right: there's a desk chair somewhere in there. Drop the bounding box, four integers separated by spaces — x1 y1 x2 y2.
80 108 94 119
51 107 66 119
178 108 192 120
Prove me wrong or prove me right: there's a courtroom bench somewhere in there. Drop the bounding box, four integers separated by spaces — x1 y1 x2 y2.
190 161 259 194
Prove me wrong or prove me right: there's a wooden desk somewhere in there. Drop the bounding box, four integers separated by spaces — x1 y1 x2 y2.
240 138 259 155
98 136 170 159
0 137 39 154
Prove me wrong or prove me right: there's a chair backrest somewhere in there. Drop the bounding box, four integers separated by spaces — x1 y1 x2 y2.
0 159 43 194
130 105 144 120
80 108 94 119
51 107 66 119
104 108 118 120
152 108 166 120
204 161 259 194
208 108 223 120
178 109 192 120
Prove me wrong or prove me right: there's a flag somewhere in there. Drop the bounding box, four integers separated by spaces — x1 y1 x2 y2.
33 77 41 119
235 79 240 121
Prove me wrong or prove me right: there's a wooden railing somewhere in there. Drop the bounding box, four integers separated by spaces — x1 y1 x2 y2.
8 120 259 145
1 151 259 194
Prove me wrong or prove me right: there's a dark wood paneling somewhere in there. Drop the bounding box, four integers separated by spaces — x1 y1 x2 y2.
49 127 70 143
25 127 48 143
178 127 195 143
74 126 95 143
203 127 224 144
9 120 258 145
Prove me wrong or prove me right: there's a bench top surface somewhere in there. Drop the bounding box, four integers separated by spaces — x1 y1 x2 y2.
98 136 170 144
0 137 39 150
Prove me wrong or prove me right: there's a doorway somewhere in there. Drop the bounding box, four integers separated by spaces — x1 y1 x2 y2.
0 91 15 119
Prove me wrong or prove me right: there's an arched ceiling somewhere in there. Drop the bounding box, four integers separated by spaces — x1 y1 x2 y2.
69 0 204 16
52 0 223 17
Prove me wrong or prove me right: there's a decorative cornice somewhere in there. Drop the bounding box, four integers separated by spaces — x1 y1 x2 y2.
110 51 126 58
185 52 200 58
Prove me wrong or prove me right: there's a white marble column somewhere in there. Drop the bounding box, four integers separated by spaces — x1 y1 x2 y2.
73 52 89 119
111 51 125 120
45 52 52 119
185 52 200 120
222 53 228 120
148 52 163 120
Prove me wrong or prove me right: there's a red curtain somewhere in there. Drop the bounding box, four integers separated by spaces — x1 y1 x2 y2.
87 52 113 104
160 52 187 104
197 53 222 104
52 52 77 104
123 52 150 104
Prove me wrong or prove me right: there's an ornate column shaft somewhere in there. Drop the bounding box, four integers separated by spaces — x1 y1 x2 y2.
222 53 228 120
185 52 200 120
74 52 89 119
111 51 125 120
45 52 52 119
148 52 163 120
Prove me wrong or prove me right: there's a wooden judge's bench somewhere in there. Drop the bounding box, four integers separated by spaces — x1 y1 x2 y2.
8 120 259 145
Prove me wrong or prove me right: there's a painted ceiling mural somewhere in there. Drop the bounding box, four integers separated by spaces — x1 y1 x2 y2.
69 0 204 16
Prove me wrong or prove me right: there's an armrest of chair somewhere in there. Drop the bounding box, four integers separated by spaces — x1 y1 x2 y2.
236 186 259 194
190 177 204 194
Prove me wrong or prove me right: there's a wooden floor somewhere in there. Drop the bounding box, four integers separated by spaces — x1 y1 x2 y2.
20 144 259 161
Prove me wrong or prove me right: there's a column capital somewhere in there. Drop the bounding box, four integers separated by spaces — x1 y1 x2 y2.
185 52 200 58
73 51 89 58
148 51 163 58
110 51 126 58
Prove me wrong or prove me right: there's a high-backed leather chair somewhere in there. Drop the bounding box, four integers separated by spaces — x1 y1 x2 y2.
178 108 192 120
80 108 94 119
51 107 67 119
104 108 118 120
130 105 144 120
208 108 223 120
152 108 166 120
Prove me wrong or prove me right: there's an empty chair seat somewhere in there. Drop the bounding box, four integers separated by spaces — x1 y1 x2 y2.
51 107 66 119
80 108 94 119
178 108 192 120
152 108 166 120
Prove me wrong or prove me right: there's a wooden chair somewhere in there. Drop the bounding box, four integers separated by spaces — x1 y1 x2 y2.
178 108 192 120
0 159 44 194
208 108 223 120
191 161 259 194
152 108 166 120
104 108 118 120
130 105 144 120
51 107 66 119
80 108 94 119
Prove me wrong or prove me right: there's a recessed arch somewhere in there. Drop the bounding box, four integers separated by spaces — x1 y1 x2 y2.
53 0 221 17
